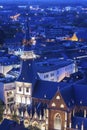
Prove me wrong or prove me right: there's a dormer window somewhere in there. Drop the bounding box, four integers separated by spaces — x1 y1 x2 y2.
60 104 64 108
44 94 46 98
52 102 56 107
68 102 70 106
71 99 74 104
80 100 82 104
56 95 60 100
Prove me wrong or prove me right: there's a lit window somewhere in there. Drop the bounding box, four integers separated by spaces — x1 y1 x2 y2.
52 102 56 107
44 94 46 98
80 100 82 104
16 95 21 103
76 124 78 129
27 98 31 104
22 97 25 104
56 95 60 100
60 104 64 108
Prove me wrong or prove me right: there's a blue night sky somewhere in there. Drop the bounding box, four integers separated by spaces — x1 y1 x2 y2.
0 0 87 3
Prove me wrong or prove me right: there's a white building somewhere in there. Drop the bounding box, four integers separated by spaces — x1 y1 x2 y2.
37 59 76 82
0 56 20 75
15 44 36 106
15 43 77 106
0 79 15 107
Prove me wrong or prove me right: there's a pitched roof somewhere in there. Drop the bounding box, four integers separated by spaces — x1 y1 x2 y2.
32 80 76 108
76 30 87 40
17 59 36 83
60 83 75 108
72 116 87 130
32 80 58 100
35 59 73 73
73 84 87 106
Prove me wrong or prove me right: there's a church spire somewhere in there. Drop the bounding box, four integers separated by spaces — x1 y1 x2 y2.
25 12 31 42
23 8 31 45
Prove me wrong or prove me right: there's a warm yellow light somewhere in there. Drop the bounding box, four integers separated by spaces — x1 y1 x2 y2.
71 33 78 41
52 102 56 107
56 95 60 100
60 104 64 108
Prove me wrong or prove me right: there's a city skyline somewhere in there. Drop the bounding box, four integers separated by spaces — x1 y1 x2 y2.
0 0 87 3
0 1 87 130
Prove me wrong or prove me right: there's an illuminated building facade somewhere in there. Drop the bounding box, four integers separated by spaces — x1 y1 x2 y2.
0 80 15 107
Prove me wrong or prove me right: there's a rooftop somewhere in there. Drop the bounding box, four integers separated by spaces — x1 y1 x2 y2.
36 58 74 73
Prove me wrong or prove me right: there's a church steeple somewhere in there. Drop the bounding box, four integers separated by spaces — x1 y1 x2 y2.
15 8 38 106
21 8 37 60
23 8 32 45
25 13 31 43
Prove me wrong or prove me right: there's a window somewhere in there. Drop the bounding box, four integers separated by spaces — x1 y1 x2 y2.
22 97 25 104
52 102 56 107
60 104 64 108
56 95 60 100
26 88 29 93
7 91 13 97
16 95 21 103
54 114 61 130
44 74 49 78
26 98 31 104
50 73 54 77
44 94 46 98
19 87 21 92
80 100 82 104
51 78 54 81
7 98 14 102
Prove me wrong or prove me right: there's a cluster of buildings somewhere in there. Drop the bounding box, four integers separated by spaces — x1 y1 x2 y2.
0 38 87 130
0 3 87 130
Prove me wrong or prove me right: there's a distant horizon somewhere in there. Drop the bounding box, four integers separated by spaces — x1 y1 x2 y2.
0 0 87 7
0 0 87 3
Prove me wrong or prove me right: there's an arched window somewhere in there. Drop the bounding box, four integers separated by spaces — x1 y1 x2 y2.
54 113 61 130
22 97 25 104
41 123 45 130
32 121 38 127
